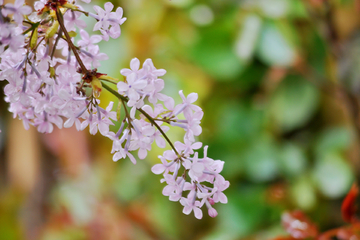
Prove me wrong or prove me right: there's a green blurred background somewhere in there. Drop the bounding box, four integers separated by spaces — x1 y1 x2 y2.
1 0 360 239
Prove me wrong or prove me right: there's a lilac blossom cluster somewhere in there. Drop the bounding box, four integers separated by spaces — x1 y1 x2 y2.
0 0 229 219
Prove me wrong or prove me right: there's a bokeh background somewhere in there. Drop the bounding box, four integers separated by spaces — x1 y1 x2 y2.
1 0 360 239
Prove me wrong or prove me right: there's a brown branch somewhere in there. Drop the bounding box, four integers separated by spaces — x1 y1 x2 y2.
55 9 88 74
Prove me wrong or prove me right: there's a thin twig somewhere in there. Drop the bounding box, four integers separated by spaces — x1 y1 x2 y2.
56 9 88 74
51 28 62 59
102 82 179 155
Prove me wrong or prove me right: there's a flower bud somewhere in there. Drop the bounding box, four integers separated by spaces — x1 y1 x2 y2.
208 207 218 218
30 27 38 50
68 31 77 38
91 77 102 98
62 3 79 10
49 66 55 78
99 75 118 82
45 21 59 39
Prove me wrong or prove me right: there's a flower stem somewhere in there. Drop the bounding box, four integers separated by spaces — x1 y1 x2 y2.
51 28 62 59
22 22 39 35
56 8 88 74
102 82 179 155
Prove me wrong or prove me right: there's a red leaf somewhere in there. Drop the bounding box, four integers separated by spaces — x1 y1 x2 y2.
281 210 318 239
341 183 359 223
318 223 360 240
270 237 297 240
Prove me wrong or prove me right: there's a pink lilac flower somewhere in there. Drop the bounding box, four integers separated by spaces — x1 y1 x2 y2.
92 2 126 41
117 72 147 107
78 29 102 47
2 0 31 23
180 192 203 219
175 137 202 156
0 0 229 220
120 58 141 76
64 10 87 31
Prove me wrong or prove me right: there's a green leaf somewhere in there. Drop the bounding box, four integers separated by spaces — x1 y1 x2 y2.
291 175 317 210
234 14 263 63
256 21 296 67
270 75 320 131
257 0 290 19
204 187 267 239
165 0 193 8
313 153 354 198
113 160 146 201
308 33 328 75
289 0 309 19
191 12 244 80
217 101 265 144
279 143 307 176
243 135 279 182
315 127 353 157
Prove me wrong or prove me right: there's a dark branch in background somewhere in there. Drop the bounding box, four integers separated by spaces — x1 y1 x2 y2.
324 0 340 56
300 0 360 140
323 0 360 140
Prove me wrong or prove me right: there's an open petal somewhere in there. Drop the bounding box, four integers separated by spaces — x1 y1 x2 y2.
194 207 203 219
187 92 198 103
151 164 166 174
219 192 228 204
79 29 89 40
130 58 140 71
155 136 166 148
120 68 132 76
64 118 74 128
104 2 114 12
127 152 137 164
132 80 147 90
113 151 125 162
183 205 192 215
91 35 102 44
192 142 202 150
138 148 147 159
93 5 105 17
117 82 128 92
164 150 177 160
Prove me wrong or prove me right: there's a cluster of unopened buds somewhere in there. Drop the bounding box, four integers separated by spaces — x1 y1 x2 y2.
0 0 229 219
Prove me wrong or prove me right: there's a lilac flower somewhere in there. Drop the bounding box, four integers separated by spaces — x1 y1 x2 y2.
92 3 126 41
0 22 25 53
175 138 202 156
120 58 141 76
143 58 166 80
80 45 108 68
162 174 185 202
180 193 203 219
34 112 63 134
212 175 230 204
78 29 102 48
117 72 147 107
151 156 177 175
2 0 31 24
113 147 137 164
80 102 116 135
176 90 202 118
0 0 229 219
64 10 87 31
